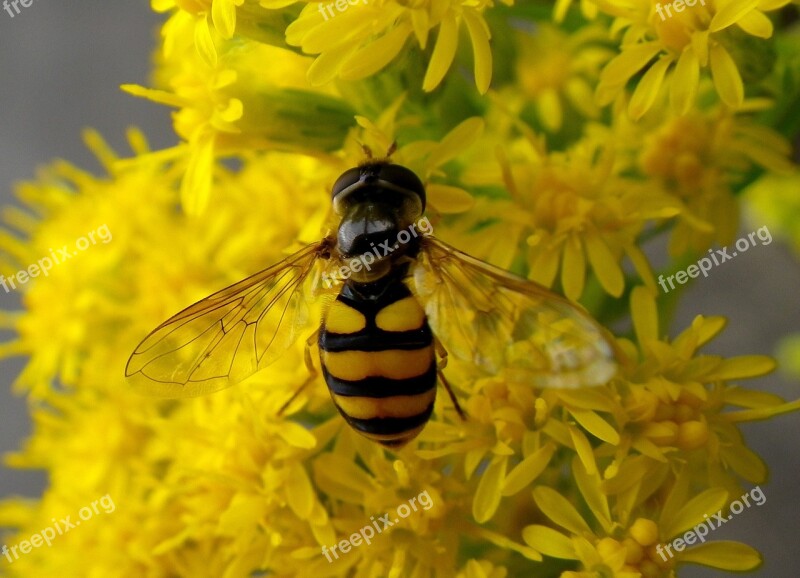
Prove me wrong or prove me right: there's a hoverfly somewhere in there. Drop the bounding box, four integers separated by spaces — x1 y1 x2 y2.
126 155 618 448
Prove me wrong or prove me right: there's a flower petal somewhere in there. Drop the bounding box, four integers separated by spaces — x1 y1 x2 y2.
679 541 761 570
561 235 585 301
285 462 314 517
532 486 593 535
341 23 412 80
568 424 598 475
538 87 563 132
671 48 700 115
569 408 620 445
473 456 508 523
212 0 236 39
423 14 459 92
121 84 186 108
703 355 776 380
277 421 317 449
463 9 493 94
736 9 774 37
529 243 560 287
710 44 744 107
502 443 556 496
522 525 577 559
585 232 625 296
625 244 657 293
628 56 672 120
601 42 662 86
724 399 800 422
710 0 760 32
572 458 611 531
426 184 475 213
426 117 484 169
194 15 217 67
691 29 710 66
720 444 767 483
410 8 430 48
181 130 215 216
662 487 728 538
307 43 355 86
631 286 659 345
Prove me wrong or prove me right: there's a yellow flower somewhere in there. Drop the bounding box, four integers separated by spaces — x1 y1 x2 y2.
284 0 504 93
0 130 340 577
632 99 794 254
459 131 681 300
612 288 799 491
122 19 353 215
524 467 763 576
514 23 613 132
514 288 799 577
595 0 790 118
525 482 662 577
153 0 246 65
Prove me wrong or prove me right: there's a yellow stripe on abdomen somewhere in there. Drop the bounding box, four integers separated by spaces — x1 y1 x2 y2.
321 348 434 381
324 299 367 334
375 296 426 332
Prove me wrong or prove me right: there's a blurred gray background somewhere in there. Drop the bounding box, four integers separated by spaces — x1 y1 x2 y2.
0 3 797 576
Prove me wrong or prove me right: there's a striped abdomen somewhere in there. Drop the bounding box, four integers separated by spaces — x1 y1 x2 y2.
318 279 436 448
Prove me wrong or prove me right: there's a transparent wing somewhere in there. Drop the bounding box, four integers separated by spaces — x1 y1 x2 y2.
414 236 618 388
126 241 330 397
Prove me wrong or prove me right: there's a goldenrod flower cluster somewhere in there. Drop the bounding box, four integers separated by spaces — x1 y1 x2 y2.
1 1 799 577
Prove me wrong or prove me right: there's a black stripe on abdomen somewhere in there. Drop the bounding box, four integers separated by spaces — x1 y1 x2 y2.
319 325 432 352
323 364 437 398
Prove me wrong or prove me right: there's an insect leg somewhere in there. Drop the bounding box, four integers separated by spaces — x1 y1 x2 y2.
278 330 319 416
438 370 467 421
434 337 467 421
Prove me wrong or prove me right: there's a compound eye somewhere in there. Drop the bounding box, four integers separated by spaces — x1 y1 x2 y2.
332 167 362 200
379 164 426 205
